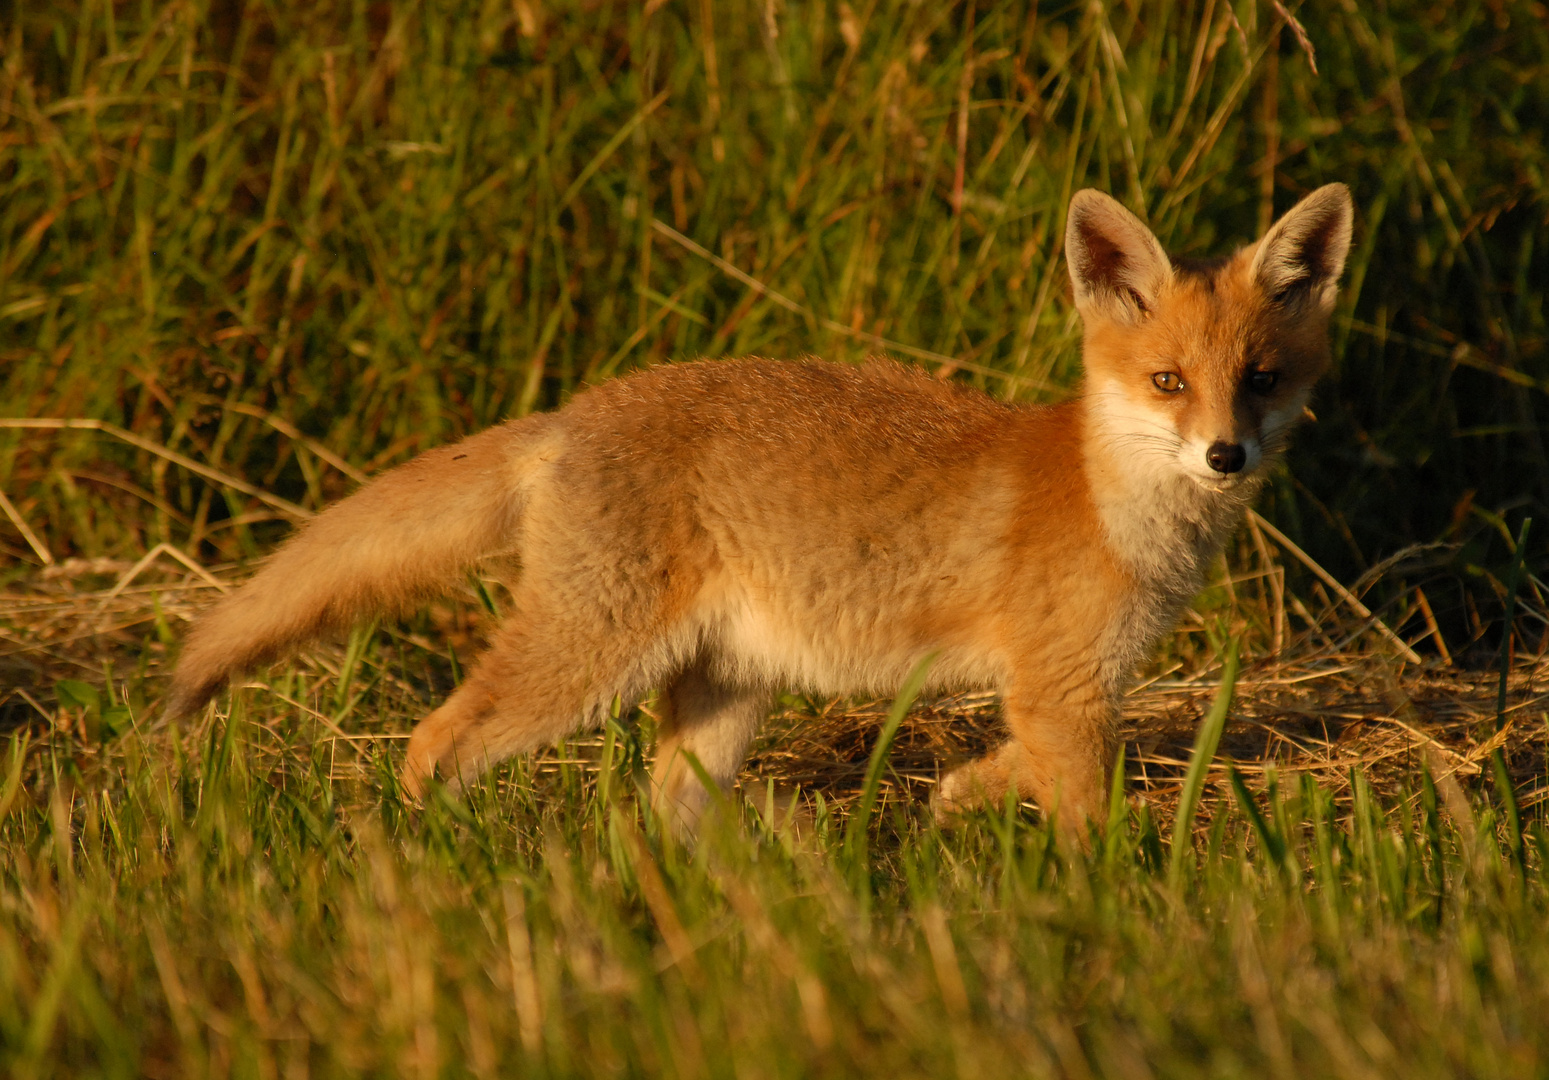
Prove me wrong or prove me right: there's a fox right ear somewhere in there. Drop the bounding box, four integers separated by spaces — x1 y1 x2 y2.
1065 190 1172 325
1250 183 1354 314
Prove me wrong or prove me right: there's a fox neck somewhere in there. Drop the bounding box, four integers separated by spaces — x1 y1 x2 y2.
1077 395 1263 599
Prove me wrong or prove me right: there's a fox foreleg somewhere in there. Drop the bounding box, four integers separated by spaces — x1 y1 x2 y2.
934 685 1116 844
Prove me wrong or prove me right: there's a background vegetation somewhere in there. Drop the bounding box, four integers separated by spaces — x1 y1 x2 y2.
3 0 1545 614
2 0 1548 1075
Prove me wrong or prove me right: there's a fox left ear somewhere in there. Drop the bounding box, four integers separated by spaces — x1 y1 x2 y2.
1250 183 1354 313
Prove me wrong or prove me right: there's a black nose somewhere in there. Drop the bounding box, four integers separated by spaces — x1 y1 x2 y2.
1206 441 1246 474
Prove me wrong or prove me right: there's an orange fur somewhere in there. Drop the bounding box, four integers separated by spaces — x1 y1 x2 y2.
168 185 1354 839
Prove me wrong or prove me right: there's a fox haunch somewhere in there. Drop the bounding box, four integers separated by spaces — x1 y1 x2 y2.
169 184 1354 839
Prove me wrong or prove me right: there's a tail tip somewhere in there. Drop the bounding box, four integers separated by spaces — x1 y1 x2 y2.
163 671 223 722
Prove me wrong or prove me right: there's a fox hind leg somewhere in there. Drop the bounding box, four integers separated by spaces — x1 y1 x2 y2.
649 662 767 837
400 612 657 800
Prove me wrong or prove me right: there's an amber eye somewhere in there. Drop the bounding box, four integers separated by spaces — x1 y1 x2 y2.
1153 372 1185 393
1248 370 1279 394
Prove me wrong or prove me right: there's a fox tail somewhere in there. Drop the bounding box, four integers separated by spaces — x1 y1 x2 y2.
166 420 535 719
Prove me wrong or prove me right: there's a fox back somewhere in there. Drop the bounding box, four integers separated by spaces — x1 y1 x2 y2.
169 184 1353 838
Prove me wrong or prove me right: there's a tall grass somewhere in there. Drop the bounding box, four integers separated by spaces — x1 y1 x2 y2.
1 0 1544 639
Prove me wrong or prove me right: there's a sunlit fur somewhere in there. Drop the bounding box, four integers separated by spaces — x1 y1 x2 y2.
168 185 1353 840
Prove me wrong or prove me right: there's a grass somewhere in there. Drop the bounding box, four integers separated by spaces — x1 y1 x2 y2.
1 646 1548 1078
3 0 1549 1075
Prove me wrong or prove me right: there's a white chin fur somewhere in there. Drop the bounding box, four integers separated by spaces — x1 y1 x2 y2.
1183 471 1250 492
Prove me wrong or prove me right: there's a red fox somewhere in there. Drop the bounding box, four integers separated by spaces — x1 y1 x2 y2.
168 184 1352 838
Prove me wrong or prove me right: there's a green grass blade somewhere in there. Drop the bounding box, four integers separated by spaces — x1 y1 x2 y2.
843 650 938 872
1228 764 1287 874
1492 748 1524 873
1102 743 1130 864
1496 516 1531 731
1169 638 1240 890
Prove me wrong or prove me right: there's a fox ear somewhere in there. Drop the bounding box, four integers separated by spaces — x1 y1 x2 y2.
1065 190 1172 325
1250 183 1353 313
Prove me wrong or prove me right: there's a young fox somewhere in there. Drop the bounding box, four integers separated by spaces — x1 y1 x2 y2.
168 184 1352 837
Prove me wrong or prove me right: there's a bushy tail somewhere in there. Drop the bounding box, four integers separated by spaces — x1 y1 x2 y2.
167 421 534 719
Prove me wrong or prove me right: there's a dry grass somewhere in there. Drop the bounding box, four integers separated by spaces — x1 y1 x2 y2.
752 652 1549 823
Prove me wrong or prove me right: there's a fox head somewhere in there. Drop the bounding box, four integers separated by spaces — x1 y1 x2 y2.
1066 184 1353 492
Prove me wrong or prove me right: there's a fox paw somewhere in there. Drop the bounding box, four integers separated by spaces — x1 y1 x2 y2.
933 764 997 824
398 750 434 803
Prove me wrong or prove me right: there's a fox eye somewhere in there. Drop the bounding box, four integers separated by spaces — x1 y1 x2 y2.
1152 372 1185 393
1248 370 1279 394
